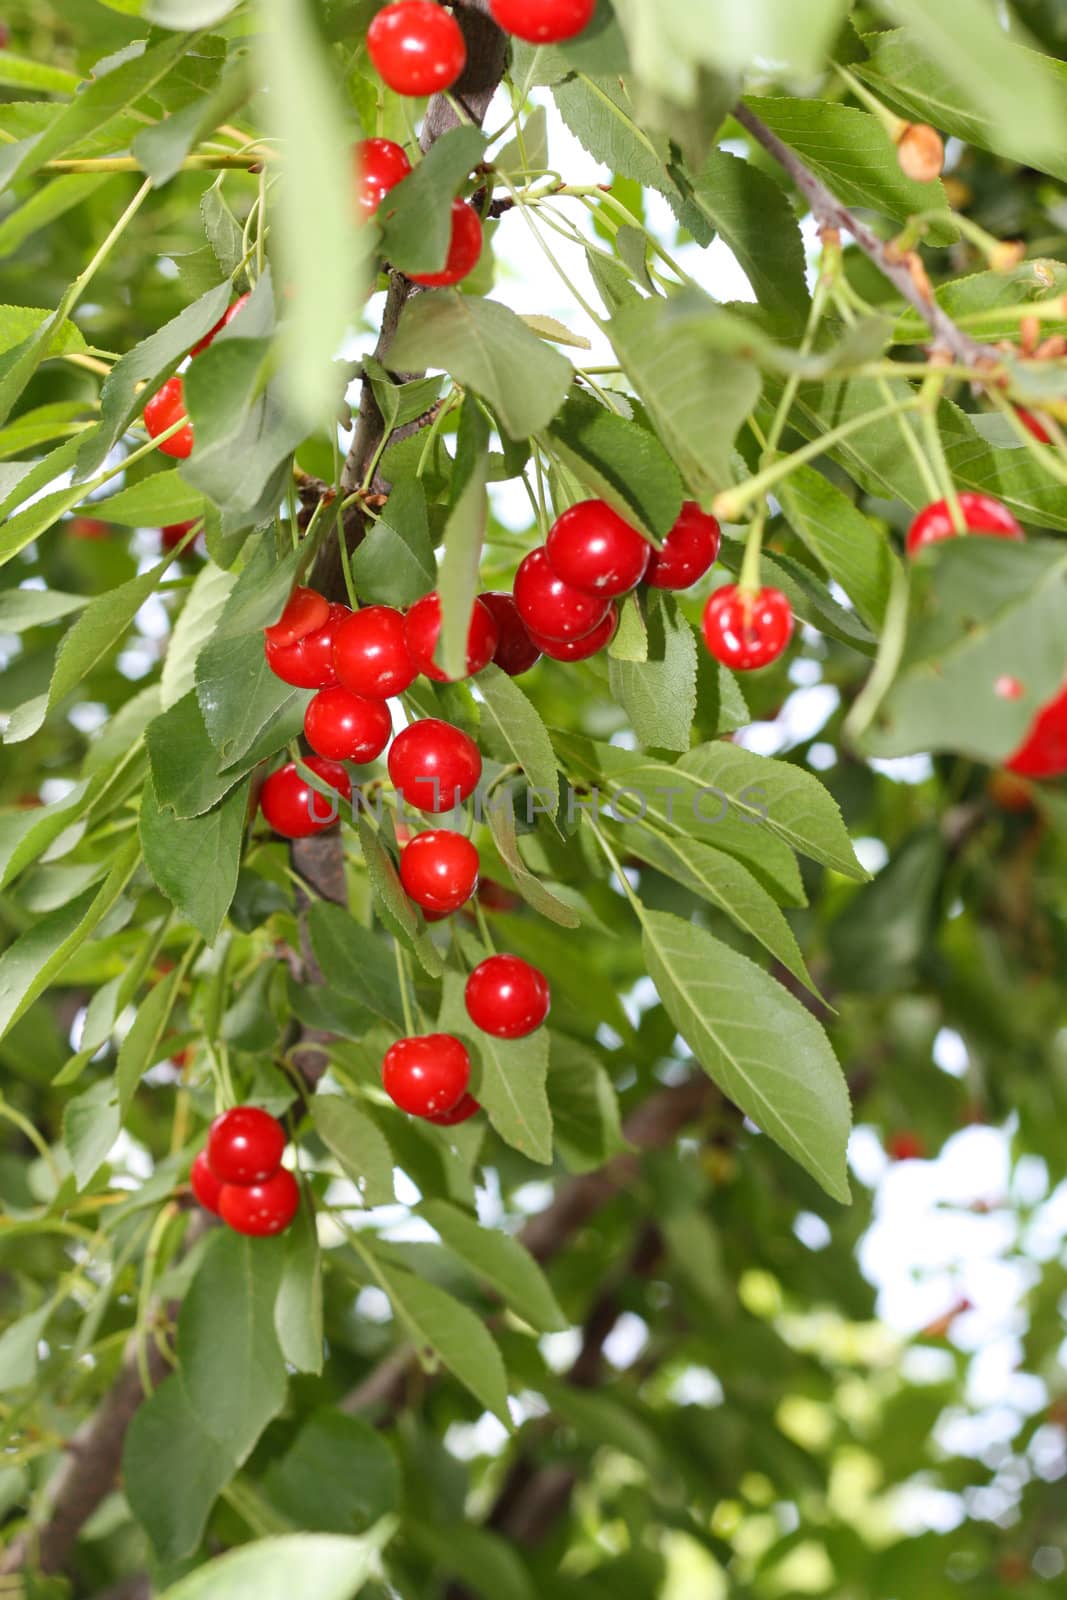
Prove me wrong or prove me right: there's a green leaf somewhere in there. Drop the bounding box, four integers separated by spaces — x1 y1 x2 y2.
546 1037 627 1174
47 551 175 712
312 1094 396 1208
162 561 236 709
140 776 250 942
860 538 1067 763
256 0 369 423
438 399 490 680
0 303 87 358
116 967 183 1113
476 666 560 814
350 478 435 608
621 0 849 79
408 1522 535 1600
642 910 851 1201
389 293 572 440
777 465 897 630
743 97 955 244
275 1202 324 1375
487 796 580 928
0 588 85 632
438 972 553 1165
308 903 404 1028
77 281 232 479
546 390 683 542
606 298 761 500
379 125 487 275
147 692 242 818
0 1304 53 1393
155 1533 389 1600
421 1199 567 1332
147 0 243 25
357 816 443 978
94 471 206 528
264 1413 401 1535
0 51 79 94
689 148 811 332
124 1375 237 1564
133 56 250 186
608 592 697 753
621 825 820 996
362 1243 512 1424
64 1078 120 1190
867 2 1067 181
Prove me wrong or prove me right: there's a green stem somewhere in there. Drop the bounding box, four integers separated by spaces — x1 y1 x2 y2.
394 941 416 1037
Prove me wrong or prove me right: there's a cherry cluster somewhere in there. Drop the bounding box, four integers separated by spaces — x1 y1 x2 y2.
189 1107 299 1236
367 1 596 103
905 489 1067 776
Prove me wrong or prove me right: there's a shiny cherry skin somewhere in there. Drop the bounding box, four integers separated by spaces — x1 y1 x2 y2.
144 377 193 459
304 686 392 763
513 547 611 642
426 1092 480 1126
646 503 721 590
399 828 480 914
408 199 483 288
265 602 347 689
333 605 417 699
265 585 330 649
403 592 499 681
190 1148 223 1215
906 491 1024 556
382 1033 471 1118
527 603 617 661
162 520 197 552
479 591 542 675
219 1167 300 1237
1006 681 1067 778
465 954 550 1039
545 500 650 597
206 1106 286 1186
489 0 595 43
367 1 467 96
388 718 482 812
702 585 793 671
190 292 251 357
354 136 412 217
1017 406 1052 445
259 757 352 838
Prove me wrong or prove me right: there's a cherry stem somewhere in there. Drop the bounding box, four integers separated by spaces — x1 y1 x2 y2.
473 896 496 956
918 372 965 530
394 941 416 1038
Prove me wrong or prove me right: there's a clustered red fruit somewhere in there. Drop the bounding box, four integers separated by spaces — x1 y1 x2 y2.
259 757 352 839
403 591 499 681
354 136 412 217
399 827 480 914
383 1033 472 1118
367 1 467 97
142 293 250 460
191 1107 299 1237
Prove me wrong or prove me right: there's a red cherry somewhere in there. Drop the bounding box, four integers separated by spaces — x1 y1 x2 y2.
144 376 193 459
513 547 611 642
333 605 417 699
465 954 550 1039
702 585 793 671
219 1168 300 1237
382 1033 471 1118
527 603 617 661
545 500 650 597
265 602 348 689
1006 681 1067 778
1016 406 1052 445
161 520 196 552
887 1131 926 1163
489 0 595 43
388 718 482 813
427 1092 480 1126
367 1 467 96
479 591 542 675
354 136 412 217
403 592 499 681
190 1148 223 1215
265 586 331 649
906 491 1024 556
646 503 721 590
259 757 352 838
189 292 251 357
68 517 108 540
206 1106 286 1185
305 686 392 763
399 828 479 914
408 199 483 288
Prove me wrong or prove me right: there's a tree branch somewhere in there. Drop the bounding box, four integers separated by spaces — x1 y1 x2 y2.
733 101 1000 369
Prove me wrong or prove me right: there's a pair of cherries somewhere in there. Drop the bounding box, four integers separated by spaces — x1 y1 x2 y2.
905 490 1067 777
356 136 482 288
190 1107 299 1237
143 293 250 460
513 498 722 662
383 955 550 1123
366 2 595 100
